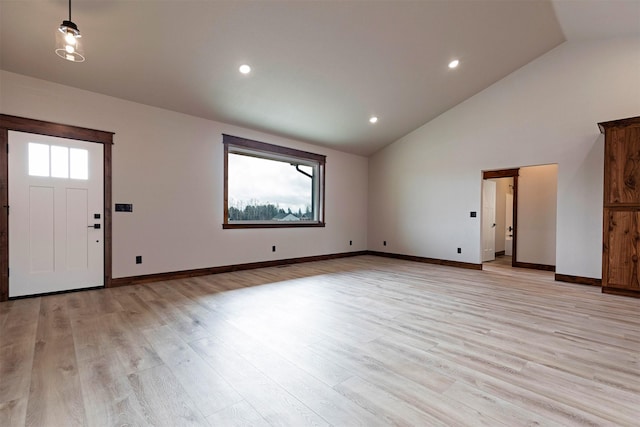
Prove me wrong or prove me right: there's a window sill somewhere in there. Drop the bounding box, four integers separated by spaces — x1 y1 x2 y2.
223 222 326 229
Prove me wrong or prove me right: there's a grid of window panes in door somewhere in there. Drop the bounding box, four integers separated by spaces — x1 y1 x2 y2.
28 142 88 180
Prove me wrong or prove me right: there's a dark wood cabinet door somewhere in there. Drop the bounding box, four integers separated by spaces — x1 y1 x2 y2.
605 210 640 290
605 126 640 205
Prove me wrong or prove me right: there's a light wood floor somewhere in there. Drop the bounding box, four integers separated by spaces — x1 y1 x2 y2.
484 254 513 267
1 255 639 426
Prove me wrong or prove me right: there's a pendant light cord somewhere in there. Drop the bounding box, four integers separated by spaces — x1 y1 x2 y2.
68 0 72 21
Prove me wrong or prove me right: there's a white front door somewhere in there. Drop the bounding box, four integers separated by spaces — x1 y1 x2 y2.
482 180 496 262
8 131 104 297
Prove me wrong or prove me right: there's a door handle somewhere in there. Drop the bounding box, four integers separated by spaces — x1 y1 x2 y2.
508 226 513 231
88 224 101 229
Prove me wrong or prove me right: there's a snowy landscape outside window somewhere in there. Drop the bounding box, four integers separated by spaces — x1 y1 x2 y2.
223 135 325 228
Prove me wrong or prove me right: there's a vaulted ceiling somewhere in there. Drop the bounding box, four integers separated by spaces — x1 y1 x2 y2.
1 1 639 155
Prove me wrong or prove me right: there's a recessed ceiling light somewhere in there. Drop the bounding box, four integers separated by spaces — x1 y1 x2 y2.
239 64 251 74
369 116 378 124
448 59 460 69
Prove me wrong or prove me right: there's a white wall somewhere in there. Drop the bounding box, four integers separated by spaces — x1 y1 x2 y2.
369 37 640 279
3 37 639 281
517 164 557 266
0 71 369 278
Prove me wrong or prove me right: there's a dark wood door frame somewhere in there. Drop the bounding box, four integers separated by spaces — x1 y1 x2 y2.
483 168 519 268
0 114 114 301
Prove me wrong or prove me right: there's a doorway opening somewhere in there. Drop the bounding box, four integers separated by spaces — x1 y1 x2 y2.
482 165 558 272
482 169 518 268
482 177 515 266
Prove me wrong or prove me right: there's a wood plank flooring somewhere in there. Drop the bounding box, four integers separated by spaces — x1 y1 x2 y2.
1 255 639 426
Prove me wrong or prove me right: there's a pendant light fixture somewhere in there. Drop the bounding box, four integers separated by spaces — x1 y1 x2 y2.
55 0 85 62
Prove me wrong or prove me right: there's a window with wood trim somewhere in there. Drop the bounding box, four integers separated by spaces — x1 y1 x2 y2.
223 134 325 228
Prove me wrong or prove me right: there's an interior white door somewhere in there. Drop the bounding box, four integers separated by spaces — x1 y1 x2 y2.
8 131 104 297
505 192 514 256
482 180 496 262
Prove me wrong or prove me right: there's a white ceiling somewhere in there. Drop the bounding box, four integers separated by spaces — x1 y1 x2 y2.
0 1 638 156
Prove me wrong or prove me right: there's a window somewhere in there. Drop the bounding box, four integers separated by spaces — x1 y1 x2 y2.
28 143 89 180
223 134 325 228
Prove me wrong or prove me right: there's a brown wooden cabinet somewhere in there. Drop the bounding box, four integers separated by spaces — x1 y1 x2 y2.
600 116 640 297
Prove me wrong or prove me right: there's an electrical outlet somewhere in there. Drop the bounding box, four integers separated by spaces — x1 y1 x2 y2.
349 240 353 246
457 248 462 254
383 241 387 246
136 255 142 264
272 245 276 252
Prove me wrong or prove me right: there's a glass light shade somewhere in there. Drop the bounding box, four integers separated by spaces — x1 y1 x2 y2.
55 21 84 62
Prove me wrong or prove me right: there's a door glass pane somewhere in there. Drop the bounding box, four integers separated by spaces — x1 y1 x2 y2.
51 145 69 178
28 143 50 177
70 148 88 180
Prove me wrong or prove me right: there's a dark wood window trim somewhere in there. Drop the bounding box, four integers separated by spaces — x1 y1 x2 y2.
223 134 326 163
222 134 326 229
0 114 114 301
482 168 519 269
